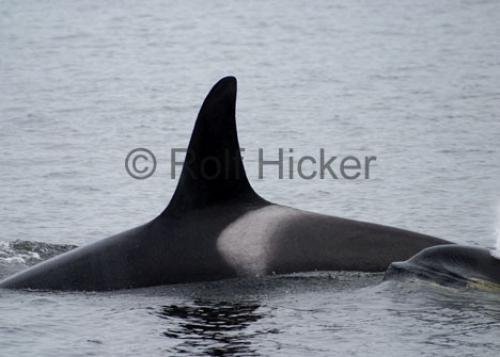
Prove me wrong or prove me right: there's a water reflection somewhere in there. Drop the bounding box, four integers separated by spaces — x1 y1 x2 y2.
382 280 500 350
157 301 268 356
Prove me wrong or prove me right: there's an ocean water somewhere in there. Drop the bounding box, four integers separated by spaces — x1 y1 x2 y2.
1 0 500 355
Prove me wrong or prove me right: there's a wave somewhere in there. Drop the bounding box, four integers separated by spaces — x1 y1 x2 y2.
0 240 77 279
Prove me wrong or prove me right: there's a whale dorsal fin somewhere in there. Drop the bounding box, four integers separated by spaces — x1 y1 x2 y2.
165 77 264 213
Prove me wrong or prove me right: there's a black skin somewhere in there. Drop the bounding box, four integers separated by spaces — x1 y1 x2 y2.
385 245 500 287
0 77 451 291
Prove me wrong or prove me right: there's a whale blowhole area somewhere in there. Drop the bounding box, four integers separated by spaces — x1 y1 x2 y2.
492 204 500 259
491 249 500 260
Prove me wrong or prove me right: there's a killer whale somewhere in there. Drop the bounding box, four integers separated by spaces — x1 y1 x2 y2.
384 245 500 290
0 76 451 291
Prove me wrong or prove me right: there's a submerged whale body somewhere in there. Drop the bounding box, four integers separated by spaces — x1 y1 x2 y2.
384 245 500 290
0 76 450 291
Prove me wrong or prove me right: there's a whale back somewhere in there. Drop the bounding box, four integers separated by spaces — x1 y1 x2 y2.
384 245 500 289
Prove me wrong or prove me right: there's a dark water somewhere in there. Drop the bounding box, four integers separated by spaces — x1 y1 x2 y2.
1 0 500 355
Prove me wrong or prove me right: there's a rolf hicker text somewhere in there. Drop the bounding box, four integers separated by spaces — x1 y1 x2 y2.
168 148 376 180
125 147 376 180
